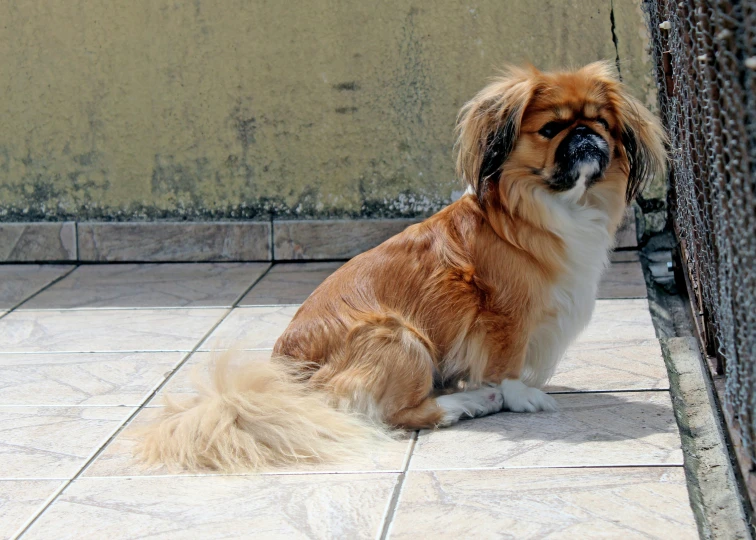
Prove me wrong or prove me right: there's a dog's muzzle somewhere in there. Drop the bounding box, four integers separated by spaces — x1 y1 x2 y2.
549 125 610 192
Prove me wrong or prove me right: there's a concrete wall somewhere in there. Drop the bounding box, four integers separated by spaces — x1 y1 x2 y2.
0 0 659 223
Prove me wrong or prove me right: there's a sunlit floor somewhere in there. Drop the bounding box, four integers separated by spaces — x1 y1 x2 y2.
0 257 698 539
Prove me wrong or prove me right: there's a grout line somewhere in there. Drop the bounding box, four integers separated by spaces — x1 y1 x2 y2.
80 469 405 480
74 221 79 262
2 265 79 319
11 480 71 539
545 388 671 395
377 431 418 540
13 265 276 539
0 349 199 355
0 462 688 483
406 463 686 473
0 404 138 408
269 215 275 261
0 387 672 408
11 305 262 312
230 264 274 308
0 347 274 355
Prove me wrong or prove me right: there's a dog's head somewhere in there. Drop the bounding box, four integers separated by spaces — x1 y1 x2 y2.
455 62 667 213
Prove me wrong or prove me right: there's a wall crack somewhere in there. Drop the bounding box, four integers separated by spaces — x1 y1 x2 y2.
610 0 623 81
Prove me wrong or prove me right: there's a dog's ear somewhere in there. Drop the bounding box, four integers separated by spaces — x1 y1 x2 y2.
455 69 537 204
616 92 668 202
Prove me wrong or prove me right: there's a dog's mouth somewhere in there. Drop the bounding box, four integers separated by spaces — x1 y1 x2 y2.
547 125 610 198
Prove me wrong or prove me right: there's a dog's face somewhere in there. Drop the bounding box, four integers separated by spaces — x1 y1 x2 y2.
456 62 667 215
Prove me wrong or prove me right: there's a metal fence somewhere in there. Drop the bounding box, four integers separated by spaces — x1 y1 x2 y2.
643 0 756 499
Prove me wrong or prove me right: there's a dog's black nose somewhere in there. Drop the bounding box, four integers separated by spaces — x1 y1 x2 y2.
572 125 594 137
548 124 610 194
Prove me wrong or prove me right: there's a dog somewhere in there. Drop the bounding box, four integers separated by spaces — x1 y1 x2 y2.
136 62 666 472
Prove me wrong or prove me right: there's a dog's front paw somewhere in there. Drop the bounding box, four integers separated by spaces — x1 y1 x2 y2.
500 379 557 412
436 386 505 426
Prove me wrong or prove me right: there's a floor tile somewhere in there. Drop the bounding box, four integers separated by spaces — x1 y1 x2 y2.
201 301 654 352
25 474 398 539
578 299 657 343
546 339 669 393
0 407 135 478
238 262 343 306
199 306 299 350
0 352 186 406
86 399 412 477
609 250 640 263
0 265 73 310
21 263 270 310
238 260 644 305
0 479 65 539
597 261 647 299
409 391 682 470
0 309 227 353
151 350 273 400
388 468 697 539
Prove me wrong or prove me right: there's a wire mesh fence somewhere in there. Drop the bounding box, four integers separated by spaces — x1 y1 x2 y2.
643 0 756 493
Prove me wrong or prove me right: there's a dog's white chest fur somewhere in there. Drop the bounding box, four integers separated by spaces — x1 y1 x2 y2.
521 201 615 387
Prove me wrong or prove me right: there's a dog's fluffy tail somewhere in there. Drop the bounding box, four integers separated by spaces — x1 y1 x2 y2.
134 351 390 472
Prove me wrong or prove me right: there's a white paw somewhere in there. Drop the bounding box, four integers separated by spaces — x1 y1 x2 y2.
436 386 505 426
500 379 558 413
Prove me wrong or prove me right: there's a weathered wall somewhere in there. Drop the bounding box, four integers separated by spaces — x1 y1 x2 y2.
0 0 661 222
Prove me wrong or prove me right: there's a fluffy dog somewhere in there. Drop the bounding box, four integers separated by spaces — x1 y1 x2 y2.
137 62 666 472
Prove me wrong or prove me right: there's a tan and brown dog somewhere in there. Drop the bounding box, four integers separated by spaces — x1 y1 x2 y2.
137 62 666 472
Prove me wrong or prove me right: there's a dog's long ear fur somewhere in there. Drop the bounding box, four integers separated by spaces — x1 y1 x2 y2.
578 62 668 202
617 95 668 202
455 68 538 204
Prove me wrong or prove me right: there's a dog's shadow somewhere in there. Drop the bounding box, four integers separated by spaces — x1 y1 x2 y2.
441 389 678 443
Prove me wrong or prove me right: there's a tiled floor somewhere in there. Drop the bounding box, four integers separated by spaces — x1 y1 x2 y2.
0 260 699 539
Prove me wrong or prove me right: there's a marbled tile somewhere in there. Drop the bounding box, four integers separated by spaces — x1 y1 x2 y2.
0 479 65 539
86 405 412 477
0 222 77 262
546 339 669 393
410 391 682 470
77 221 271 262
25 474 397 540
151 350 273 400
0 264 74 310
0 407 135 478
610 250 640 263
0 352 186 406
578 299 657 343
200 301 654 351
389 468 697 539
273 218 420 260
0 309 226 353
22 263 270 309
597 261 647 299
199 306 299 350
615 206 637 248
239 262 343 305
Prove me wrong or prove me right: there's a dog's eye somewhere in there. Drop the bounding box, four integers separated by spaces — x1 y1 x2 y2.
597 118 610 131
538 122 567 139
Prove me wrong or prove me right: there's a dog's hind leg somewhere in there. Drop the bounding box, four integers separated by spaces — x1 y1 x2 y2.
311 313 503 429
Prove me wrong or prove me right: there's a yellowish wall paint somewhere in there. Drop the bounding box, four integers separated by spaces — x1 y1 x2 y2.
0 0 657 220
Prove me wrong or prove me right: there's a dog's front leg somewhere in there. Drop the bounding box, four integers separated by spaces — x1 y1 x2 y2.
481 325 558 413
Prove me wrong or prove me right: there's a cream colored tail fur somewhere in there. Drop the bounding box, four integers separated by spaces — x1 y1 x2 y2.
134 351 390 473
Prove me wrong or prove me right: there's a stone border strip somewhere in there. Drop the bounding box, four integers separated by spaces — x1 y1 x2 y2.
0 222 77 262
0 208 636 263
